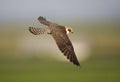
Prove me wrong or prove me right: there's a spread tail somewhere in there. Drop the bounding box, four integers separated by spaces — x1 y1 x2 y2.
29 27 50 35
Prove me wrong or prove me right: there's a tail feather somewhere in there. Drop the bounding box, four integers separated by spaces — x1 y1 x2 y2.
29 27 46 35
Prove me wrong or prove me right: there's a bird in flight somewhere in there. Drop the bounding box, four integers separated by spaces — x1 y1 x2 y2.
29 16 80 66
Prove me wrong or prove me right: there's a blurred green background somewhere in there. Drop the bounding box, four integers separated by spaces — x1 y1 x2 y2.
0 0 120 82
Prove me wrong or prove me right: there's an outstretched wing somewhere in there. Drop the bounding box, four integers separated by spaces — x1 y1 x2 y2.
38 16 52 26
29 27 50 35
52 31 80 66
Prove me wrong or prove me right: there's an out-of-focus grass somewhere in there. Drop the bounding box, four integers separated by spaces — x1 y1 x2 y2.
0 21 120 82
0 55 120 82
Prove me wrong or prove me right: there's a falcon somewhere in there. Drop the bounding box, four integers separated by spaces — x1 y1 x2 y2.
29 16 80 66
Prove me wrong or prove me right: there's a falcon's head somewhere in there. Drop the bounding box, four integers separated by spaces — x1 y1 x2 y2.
65 26 74 34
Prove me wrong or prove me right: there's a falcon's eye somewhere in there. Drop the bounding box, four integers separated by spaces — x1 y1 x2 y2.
68 29 71 32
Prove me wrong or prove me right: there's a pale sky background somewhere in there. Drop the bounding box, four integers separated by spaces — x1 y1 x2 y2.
0 0 120 61
0 0 120 22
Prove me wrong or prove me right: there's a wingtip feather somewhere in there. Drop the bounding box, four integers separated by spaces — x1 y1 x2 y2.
38 16 46 21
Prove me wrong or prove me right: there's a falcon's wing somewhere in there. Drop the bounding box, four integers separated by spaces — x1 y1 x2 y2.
29 27 50 35
38 16 52 26
52 31 80 66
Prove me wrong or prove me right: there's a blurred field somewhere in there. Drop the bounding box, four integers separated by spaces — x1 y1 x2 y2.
0 57 119 82
0 20 120 82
